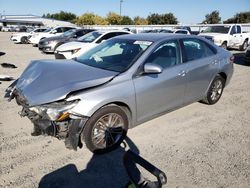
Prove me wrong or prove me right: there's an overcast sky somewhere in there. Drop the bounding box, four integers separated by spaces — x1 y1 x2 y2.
0 0 249 24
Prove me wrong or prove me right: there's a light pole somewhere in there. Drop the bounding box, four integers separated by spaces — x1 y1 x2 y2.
120 0 124 16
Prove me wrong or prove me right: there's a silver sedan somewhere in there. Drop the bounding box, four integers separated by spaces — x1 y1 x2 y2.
6 34 234 154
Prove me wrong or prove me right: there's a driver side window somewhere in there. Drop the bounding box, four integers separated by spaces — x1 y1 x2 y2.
145 40 180 69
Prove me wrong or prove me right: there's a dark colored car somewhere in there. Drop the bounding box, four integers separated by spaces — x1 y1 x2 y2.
38 28 95 53
245 46 250 63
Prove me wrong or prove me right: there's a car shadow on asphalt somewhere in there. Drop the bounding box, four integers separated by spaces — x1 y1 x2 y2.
233 52 250 66
38 137 139 188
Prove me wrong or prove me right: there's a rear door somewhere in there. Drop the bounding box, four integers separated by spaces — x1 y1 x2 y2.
133 40 188 123
180 38 219 103
233 25 244 46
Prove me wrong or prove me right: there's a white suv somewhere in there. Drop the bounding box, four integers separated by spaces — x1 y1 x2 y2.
29 26 76 46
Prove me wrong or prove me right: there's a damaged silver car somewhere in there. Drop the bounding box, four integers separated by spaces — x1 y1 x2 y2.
5 34 233 153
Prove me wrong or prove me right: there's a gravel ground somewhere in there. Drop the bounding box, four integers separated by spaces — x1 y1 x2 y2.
0 32 249 188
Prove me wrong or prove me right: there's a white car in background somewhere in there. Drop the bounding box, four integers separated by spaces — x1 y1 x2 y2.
54 30 132 59
29 26 76 46
199 24 250 51
10 28 48 44
174 29 191 35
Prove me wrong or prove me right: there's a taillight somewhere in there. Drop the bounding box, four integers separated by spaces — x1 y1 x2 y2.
229 55 234 64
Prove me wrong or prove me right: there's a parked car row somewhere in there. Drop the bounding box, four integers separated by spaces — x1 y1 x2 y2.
1 25 34 32
10 25 194 61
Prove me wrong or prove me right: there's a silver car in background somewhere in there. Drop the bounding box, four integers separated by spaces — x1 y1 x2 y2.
5 34 234 154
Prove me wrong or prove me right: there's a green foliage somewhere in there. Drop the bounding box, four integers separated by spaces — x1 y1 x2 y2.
43 11 77 22
106 12 123 25
134 16 148 25
75 13 108 25
121 16 134 25
147 13 178 24
224 12 250 23
202 11 221 24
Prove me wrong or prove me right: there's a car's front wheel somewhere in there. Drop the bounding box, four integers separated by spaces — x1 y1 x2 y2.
203 75 225 105
21 36 28 44
81 105 128 154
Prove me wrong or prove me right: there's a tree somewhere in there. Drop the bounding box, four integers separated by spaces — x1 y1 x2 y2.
93 15 108 25
134 16 148 25
202 11 221 24
162 13 178 24
76 13 96 25
147 13 162 24
147 13 178 24
224 12 250 23
120 16 134 25
106 12 122 25
75 13 108 25
43 11 77 22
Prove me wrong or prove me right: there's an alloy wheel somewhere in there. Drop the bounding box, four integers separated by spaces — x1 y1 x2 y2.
91 113 125 149
210 79 223 101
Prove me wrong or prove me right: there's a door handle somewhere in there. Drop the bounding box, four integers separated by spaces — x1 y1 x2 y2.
178 70 186 77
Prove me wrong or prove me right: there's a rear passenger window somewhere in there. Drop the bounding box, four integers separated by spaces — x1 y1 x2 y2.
236 25 241 34
182 39 216 62
145 40 180 69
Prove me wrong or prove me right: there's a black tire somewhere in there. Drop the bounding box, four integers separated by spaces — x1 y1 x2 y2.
240 40 248 51
81 105 128 154
20 36 28 44
202 75 225 105
221 42 227 50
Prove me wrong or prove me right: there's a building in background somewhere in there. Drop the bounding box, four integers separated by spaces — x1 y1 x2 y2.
0 14 76 28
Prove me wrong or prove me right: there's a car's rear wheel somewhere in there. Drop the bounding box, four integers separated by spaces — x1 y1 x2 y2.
81 105 128 154
21 36 28 44
203 75 225 105
240 40 248 51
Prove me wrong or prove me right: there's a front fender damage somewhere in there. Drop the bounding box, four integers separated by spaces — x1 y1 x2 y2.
20 107 88 150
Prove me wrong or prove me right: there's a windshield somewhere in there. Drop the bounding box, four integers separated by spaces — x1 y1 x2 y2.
76 39 152 72
63 29 77 37
44 28 52 32
77 31 102 43
203 26 230 34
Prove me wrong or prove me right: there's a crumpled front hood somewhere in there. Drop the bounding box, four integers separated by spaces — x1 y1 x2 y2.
15 59 117 106
56 41 88 52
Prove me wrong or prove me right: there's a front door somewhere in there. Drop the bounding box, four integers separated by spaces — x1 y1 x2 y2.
133 40 188 123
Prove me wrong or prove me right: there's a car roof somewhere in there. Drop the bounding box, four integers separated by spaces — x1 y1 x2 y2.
114 33 195 42
95 30 131 34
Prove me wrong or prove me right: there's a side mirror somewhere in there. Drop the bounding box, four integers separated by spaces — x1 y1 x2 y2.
144 63 163 74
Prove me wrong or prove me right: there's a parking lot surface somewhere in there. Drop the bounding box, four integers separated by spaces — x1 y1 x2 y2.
0 32 249 188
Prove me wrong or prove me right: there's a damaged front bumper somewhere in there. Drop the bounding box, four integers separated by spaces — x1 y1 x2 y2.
5 84 88 150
